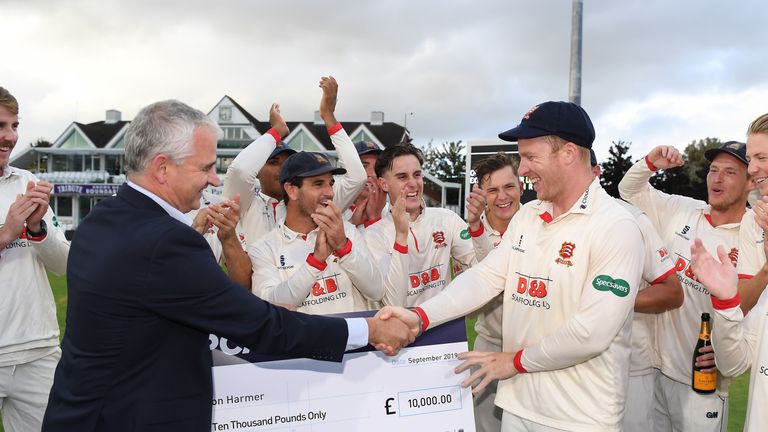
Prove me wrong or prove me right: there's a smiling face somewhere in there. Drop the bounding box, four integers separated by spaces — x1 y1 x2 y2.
0 105 19 172
164 126 220 213
286 173 335 218
747 133 768 196
517 136 566 203
706 153 752 212
480 165 521 227
378 154 423 215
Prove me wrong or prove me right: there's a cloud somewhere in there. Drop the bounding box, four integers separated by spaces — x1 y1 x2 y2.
5 0 768 164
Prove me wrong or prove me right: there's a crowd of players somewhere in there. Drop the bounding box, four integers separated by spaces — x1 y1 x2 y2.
3 77 768 432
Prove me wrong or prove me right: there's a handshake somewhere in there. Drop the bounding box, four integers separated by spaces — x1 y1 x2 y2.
366 306 423 356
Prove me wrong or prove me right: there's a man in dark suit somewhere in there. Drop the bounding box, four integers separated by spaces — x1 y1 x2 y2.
42 99 412 431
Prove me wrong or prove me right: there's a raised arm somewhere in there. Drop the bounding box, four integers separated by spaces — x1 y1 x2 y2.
318 76 366 211
223 103 289 212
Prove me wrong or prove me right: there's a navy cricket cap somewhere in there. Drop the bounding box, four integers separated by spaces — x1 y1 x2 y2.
279 151 347 183
354 140 382 156
704 141 748 166
499 101 596 149
268 143 297 160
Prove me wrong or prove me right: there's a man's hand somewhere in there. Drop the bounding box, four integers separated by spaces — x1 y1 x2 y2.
392 188 409 245
365 182 387 221
1 194 37 245
454 351 519 395
465 184 486 230
348 197 369 227
690 238 738 300
212 195 241 242
191 208 213 234
25 181 52 232
269 103 289 138
647 145 684 170
694 345 717 374
318 76 338 126
311 202 347 251
375 306 421 339
313 230 332 262
366 315 415 356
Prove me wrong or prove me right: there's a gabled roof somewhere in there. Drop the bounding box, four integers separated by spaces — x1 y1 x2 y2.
257 121 406 150
74 121 129 148
225 96 261 127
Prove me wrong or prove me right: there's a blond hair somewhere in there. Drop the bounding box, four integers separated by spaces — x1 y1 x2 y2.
0 87 19 115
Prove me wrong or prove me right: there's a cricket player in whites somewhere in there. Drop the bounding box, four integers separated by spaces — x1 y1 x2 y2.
591 151 684 431
465 152 522 432
619 140 753 431
689 111 768 432
379 101 645 431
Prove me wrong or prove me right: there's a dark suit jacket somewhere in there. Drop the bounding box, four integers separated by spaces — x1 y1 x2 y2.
42 184 349 432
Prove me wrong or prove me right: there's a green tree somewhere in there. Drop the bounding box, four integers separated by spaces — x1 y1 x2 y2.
599 140 634 198
650 137 721 201
421 140 466 183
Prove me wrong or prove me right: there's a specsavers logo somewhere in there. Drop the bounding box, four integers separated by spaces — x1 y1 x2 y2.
592 275 630 297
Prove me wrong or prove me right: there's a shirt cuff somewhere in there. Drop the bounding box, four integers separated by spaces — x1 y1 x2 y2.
393 242 408 254
327 123 343 135
513 350 528 373
25 230 48 242
344 317 368 351
411 306 429 333
306 253 328 271
266 128 282 144
644 155 658 172
468 223 485 238
333 239 352 258
711 292 741 310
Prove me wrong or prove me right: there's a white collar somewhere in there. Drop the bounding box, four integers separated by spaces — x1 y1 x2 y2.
127 181 192 227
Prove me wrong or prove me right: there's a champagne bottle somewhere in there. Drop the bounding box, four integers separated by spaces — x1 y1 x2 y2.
691 312 716 394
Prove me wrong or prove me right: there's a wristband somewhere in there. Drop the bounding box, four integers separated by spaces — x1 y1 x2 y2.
26 219 48 241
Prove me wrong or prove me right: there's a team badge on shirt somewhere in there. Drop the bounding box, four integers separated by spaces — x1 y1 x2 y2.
432 231 447 249
728 248 739 267
555 242 575 267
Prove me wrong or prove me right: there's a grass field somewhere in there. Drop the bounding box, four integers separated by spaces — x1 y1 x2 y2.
1 274 751 431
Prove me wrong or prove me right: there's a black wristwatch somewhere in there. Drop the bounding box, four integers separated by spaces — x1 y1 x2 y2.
26 219 48 238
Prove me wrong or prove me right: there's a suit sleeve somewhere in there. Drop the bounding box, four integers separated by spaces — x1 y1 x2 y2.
29 208 70 276
329 127 366 211
519 218 643 373
223 132 277 215
144 226 348 361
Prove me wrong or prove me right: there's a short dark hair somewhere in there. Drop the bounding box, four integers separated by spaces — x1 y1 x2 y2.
281 177 305 203
473 152 519 188
374 144 424 178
